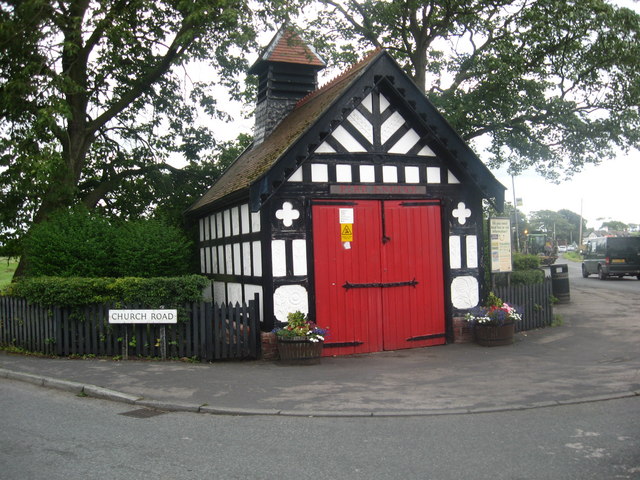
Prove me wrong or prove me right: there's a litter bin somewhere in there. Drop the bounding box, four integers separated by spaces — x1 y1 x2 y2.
550 264 570 303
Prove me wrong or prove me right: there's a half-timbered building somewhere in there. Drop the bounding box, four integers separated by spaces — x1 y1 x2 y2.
185 27 506 356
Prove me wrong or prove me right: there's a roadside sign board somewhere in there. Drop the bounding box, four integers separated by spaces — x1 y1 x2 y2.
490 217 513 273
108 309 177 324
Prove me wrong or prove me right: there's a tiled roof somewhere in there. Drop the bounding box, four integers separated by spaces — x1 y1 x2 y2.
186 50 381 215
249 27 325 72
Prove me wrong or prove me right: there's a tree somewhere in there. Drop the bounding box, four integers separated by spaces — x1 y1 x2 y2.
0 0 285 276
305 0 640 179
528 209 585 244
600 220 629 232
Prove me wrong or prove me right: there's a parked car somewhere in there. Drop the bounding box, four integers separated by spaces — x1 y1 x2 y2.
567 244 576 252
558 245 567 253
582 236 640 280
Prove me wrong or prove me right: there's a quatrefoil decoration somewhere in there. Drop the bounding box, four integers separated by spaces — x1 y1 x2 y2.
275 201 300 227
452 202 472 225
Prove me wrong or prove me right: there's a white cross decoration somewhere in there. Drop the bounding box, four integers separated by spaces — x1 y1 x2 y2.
452 202 472 225
275 202 300 227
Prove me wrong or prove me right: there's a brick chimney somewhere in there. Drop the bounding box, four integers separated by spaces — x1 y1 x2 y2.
248 27 326 146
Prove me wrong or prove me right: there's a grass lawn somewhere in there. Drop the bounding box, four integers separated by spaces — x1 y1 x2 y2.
0 257 18 288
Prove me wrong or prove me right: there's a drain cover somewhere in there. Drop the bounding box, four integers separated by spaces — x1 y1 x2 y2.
119 408 166 418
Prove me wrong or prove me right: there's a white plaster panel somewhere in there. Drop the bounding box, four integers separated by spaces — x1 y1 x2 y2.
233 243 241 275
224 209 231 237
275 201 300 227
225 244 233 274
199 218 204 242
418 145 436 156
213 281 226 304
204 247 211 274
289 167 303 182
227 282 243 305
347 109 373 144
292 239 307 276
201 280 213 302
242 242 252 276
382 165 398 183
380 94 390 113
360 165 375 183
452 202 472 225
210 214 217 239
336 164 352 183
252 241 262 277
451 276 479 309
240 204 250 235
389 128 420 154
251 211 261 232
217 245 225 274
315 142 335 153
466 235 478 268
200 248 206 274
273 285 309 322
426 167 441 184
448 170 461 184
211 246 218 274
216 212 223 238
362 93 373 113
332 125 366 152
381 111 405 145
205 216 211 241
449 236 462 269
231 207 240 236
244 284 264 322
311 163 329 182
271 239 286 277
405 166 420 183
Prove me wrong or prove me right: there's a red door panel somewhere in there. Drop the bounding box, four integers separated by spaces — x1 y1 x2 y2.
312 202 383 356
381 201 445 350
313 200 445 356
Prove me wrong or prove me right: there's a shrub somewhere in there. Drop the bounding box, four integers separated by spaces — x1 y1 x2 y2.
2 275 209 307
24 206 116 277
23 206 193 278
113 219 192 277
510 269 545 285
512 253 540 270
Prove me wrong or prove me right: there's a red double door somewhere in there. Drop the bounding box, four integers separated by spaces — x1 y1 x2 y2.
312 200 445 356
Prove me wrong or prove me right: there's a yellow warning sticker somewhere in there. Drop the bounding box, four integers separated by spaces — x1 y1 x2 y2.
341 224 353 242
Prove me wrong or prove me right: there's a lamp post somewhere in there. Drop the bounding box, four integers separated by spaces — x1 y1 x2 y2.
511 175 520 252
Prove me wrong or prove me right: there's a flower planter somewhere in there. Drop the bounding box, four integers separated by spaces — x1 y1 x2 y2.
276 336 324 364
474 321 515 347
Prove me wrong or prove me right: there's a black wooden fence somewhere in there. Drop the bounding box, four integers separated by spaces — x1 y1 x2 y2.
0 295 261 360
495 277 554 332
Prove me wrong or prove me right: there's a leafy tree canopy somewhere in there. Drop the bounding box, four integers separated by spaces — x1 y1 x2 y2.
302 0 640 179
0 0 285 270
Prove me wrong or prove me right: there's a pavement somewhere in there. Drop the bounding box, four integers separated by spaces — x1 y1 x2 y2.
1 281 639 417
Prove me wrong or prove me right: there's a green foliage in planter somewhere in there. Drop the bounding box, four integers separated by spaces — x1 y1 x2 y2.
23 206 192 278
2 275 209 307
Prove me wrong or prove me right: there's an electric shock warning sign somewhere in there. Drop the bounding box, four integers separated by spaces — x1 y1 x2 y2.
341 224 353 242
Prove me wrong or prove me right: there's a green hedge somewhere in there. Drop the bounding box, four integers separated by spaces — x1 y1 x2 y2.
22 206 193 278
512 253 541 270
510 269 545 285
1 275 209 307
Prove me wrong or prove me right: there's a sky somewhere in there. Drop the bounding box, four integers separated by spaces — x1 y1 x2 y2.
494 153 639 230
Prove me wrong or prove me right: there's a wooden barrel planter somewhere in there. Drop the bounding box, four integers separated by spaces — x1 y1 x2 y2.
474 321 515 347
276 336 324 364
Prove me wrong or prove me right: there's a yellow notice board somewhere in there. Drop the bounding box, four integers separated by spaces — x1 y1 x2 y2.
490 217 512 273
